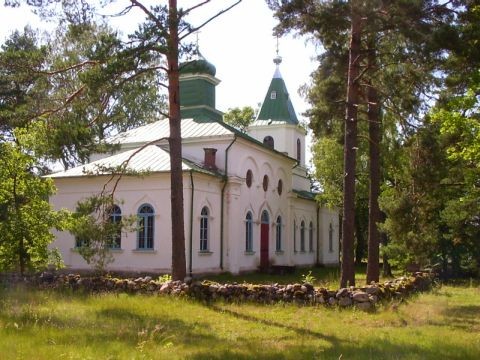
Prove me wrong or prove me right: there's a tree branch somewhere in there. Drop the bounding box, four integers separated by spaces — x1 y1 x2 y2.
38 60 100 75
179 0 242 40
130 0 165 30
182 0 211 17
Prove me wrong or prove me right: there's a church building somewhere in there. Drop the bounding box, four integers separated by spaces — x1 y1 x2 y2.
48 51 339 275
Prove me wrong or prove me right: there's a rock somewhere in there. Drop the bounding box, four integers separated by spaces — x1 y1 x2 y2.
144 276 152 282
327 290 337 298
352 291 370 303
365 286 379 295
328 297 337 306
159 282 171 294
336 288 349 298
356 301 372 311
303 283 314 292
338 296 353 307
40 271 55 283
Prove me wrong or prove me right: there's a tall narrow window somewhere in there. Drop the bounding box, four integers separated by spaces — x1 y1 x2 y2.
296 138 301 162
329 223 333 252
276 216 282 251
261 210 270 224
109 205 122 249
200 206 209 251
75 237 89 248
245 211 253 252
138 204 154 249
309 221 313 252
270 90 277 99
300 221 306 252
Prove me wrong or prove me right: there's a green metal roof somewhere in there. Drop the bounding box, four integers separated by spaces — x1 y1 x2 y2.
256 67 299 125
292 189 317 201
47 144 221 179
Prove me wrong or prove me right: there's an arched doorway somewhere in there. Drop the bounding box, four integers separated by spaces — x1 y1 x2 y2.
260 210 270 269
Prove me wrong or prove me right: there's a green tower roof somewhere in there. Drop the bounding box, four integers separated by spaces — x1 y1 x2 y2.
256 56 299 125
179 49 222 122
180 50 216 76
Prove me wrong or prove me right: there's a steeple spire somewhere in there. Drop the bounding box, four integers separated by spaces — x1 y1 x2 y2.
255 40 298 125
273 36 282 78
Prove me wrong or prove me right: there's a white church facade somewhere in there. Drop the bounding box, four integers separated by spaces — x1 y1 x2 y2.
48 52 339 275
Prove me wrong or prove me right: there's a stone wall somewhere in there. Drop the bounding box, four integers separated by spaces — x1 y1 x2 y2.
3 271 437 311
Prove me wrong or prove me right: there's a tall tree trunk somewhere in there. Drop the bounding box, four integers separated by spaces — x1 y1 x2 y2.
366 37 381 284
340 2 362 288
167 0 186 281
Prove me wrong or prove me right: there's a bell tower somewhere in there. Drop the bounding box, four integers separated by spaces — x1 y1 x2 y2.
247 47 307 167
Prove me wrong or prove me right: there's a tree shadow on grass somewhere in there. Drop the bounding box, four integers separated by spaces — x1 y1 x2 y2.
201 304 480 360
440 304 480 331
207 304 339 343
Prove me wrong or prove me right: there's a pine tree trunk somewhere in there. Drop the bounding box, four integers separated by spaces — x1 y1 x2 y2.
340 2 362 288
167 0 186 281
366 38 381 284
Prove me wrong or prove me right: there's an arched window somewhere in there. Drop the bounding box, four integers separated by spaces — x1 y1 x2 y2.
276 216 282 251
200 206 209 251
261 210 269 224
262 175 269 192
300 220 306 252
296 138 301 162
109 205 122 249
309 221 314 252
277 179 283 196
246 169 253 188
263 136 274 149
245 212 253 252
329 223 334 253
138 204 154 249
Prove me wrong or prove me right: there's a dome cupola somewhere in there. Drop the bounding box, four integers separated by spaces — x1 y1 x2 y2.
179 47 222 122
180 50 216 77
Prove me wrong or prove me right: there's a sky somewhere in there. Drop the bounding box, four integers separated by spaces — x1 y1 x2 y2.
0 1 321 160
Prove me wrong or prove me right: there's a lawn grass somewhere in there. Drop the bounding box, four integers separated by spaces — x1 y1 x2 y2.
0 278 479 359
200 264 393 287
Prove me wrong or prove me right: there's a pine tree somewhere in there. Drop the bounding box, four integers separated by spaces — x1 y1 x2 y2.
4 0 242 280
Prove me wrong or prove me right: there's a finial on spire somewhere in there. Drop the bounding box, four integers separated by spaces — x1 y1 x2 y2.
273 36 282 66
193 30 205 60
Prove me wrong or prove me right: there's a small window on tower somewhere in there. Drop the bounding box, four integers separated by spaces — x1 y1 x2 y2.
270 91 277 100
263 136 274 149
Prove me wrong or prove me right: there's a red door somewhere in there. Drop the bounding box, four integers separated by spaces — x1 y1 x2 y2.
260 224 269 269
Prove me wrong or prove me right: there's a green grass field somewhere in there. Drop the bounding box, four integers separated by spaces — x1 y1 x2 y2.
0 276 479 359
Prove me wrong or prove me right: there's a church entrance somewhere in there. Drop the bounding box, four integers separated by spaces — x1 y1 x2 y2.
260 210 270 269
